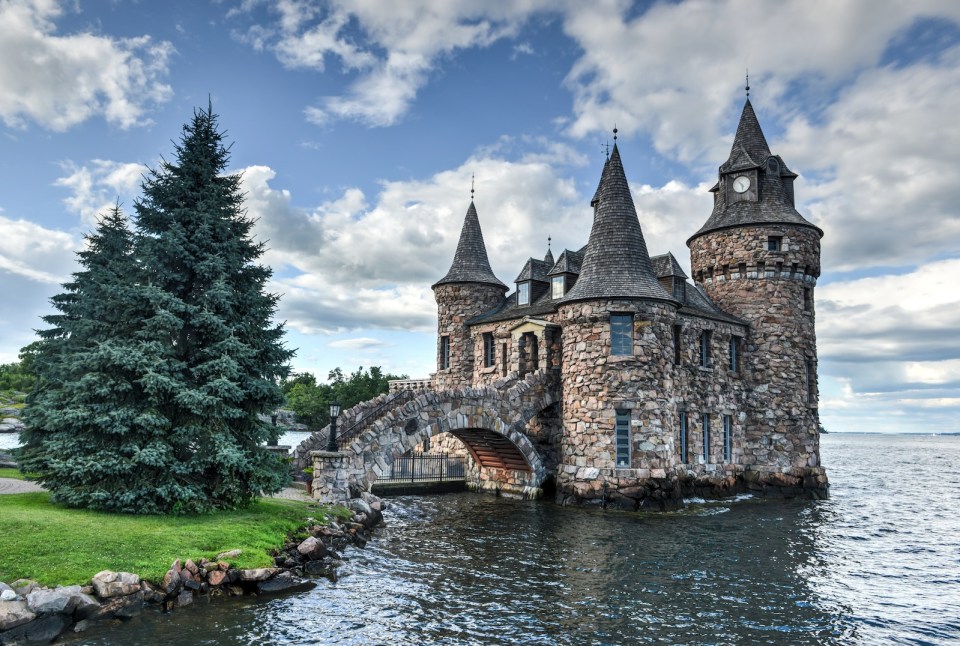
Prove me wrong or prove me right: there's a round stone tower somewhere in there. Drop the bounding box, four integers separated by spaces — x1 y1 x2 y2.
687 99 828 498
432 201 507 390
556 142 682 510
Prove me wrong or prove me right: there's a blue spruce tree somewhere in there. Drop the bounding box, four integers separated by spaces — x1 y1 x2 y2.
20 105 293 513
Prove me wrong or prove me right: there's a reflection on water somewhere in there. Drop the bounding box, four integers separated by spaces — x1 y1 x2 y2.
52 434 960 645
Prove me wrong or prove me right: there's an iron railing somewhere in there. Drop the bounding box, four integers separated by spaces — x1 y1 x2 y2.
377 453 466 483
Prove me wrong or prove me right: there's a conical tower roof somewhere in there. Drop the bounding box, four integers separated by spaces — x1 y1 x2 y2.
689 99 822 243
433 201 507 290
560 144 676 304
720 99 771 173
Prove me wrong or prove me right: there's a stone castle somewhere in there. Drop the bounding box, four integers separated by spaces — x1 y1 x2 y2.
424 98 829 508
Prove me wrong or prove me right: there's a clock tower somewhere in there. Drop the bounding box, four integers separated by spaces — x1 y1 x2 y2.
687 98 828 498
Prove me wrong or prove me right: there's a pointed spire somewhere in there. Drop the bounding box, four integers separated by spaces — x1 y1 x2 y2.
720 99 772 172
433 201 507 290
690 97 822 244
544 236 555 266
561 142 675 304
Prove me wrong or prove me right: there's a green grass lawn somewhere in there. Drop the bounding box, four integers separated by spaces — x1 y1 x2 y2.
0 493 340 587
0 468 26 480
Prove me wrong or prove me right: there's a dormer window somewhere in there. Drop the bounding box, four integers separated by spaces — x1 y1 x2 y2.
551 276 564 299
518 282 530 305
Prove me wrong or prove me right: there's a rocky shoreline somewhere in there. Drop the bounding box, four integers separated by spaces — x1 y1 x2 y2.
0 494 385 645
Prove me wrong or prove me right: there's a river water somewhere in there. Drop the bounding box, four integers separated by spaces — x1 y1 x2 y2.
52 433 960 644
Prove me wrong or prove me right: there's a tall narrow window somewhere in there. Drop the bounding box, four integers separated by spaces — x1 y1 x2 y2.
615 409 631 467
501 342 508 376
518 282 530 306
610 314 634 356
804 288 812 312
551 276 565 299
482 333 495 368
700 331 711 368
723 415 732 462
756 261 765 275
679 411 688 464
729 336 739 372
673 324 682 365
673 278 686 301
806 360 816 404
440 335 450 370
702 414 711 463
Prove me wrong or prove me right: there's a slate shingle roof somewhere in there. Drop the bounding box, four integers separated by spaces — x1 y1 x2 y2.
433 201 507 290
547 248 584 276
719 99 770 173
689 100 822 243
514 257 551 284
559 144 677 305
679 283 746 326
651 252 688 279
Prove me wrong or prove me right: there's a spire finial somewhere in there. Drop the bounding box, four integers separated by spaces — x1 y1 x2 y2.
602 140 610 159
745 69 750 99
613 124 618 142
470 173 475 200
548 235 552 251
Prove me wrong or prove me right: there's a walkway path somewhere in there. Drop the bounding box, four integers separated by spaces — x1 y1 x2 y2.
0 477 311 501
0 477 44 494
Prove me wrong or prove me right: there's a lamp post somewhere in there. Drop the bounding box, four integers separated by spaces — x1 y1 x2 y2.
326 400 342 452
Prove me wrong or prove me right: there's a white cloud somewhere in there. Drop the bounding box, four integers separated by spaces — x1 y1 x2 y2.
560 0 960 161
0 214 79 284
232 0 550 126
329 337 387 350
238 138 590 335
0 0 173 131
781 46 960 271
54 160 145 226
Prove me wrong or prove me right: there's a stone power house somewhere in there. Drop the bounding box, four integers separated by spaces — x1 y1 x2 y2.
429 99 828 509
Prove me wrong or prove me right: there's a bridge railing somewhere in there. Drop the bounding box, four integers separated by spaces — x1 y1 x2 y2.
335 388 418 446
376 453 466 484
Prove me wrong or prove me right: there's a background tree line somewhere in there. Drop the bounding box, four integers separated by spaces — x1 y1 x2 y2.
281 366 407 430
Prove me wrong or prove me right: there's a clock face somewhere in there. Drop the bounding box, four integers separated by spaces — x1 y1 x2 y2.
733 176 751 193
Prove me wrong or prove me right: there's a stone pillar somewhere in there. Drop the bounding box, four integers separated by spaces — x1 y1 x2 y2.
310 451 351 504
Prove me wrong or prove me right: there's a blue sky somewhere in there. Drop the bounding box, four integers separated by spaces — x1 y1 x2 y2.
1 0 959 434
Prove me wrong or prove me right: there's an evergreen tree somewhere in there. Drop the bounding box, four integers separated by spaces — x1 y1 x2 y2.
18 204 164 510
128 103 293 512
20 105 293 514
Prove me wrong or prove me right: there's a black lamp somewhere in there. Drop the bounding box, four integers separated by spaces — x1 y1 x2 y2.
326 400 342 452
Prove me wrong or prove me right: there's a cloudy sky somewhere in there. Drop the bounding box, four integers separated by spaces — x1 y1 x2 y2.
1 0 958 434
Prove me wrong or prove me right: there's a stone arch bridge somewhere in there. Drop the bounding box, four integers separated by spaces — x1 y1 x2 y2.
292 369 560 503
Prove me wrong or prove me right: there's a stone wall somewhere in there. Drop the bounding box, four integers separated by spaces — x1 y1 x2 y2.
672 313 749 488
433 283 507 390
689 224 827 497
555 299 684 510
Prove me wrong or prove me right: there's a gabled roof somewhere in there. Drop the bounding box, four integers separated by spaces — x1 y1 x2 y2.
547 248 584 276
543 247 555 267
651 252 688 279
514 257 551 283
432 201 507 290
559 144 677 305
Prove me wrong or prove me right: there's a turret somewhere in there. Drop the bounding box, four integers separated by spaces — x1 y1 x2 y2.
687 98 827 495
555 138 683 509
432 201 507 389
